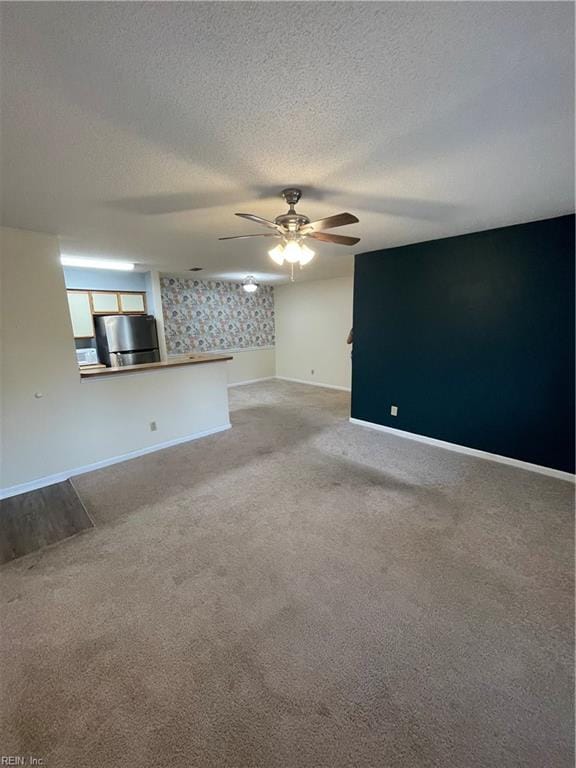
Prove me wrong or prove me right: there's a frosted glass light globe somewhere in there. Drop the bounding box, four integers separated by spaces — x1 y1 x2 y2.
283 240 302 264
268 244 285 265
242 276 259 293
298 243 315 265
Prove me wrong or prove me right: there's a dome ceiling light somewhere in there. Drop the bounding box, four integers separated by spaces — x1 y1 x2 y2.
242 275 259 293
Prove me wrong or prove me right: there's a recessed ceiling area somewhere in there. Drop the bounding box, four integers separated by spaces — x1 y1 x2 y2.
0 2 573 282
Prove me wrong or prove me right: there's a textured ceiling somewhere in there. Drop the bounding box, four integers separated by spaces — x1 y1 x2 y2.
1 2 574 283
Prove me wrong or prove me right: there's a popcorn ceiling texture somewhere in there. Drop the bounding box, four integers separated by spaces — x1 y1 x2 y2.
160 274 275 354
0 4 573 278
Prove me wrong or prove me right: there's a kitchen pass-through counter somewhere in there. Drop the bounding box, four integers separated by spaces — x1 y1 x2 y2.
80 353 233 378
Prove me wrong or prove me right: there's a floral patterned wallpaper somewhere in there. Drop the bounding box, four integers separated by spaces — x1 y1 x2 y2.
160 275 275 355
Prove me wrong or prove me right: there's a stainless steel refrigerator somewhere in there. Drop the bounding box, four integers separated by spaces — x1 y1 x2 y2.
94 315 160 367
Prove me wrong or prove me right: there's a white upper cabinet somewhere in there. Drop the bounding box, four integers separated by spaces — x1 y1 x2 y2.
67 292 94 338
91 292 119 313
119 293 146 313
66 289 148 337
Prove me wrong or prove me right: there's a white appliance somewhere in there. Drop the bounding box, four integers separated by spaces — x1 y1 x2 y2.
76 348 99 367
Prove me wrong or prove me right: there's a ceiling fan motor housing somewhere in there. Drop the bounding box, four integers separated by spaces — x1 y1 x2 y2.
281 188 302 206
276 188 309 232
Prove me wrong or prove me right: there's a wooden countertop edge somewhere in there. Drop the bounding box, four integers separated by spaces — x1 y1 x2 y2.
80 355 233 378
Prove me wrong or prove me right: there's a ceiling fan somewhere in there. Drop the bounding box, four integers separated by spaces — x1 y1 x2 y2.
218 188 360 270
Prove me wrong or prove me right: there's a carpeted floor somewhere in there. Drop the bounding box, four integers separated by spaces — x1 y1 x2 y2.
1 380 573 767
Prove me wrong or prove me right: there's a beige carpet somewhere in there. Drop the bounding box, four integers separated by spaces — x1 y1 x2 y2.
1 380 573 767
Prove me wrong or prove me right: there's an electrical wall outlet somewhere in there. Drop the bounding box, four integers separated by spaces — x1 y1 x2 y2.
390 405 398 417
150 421 158 432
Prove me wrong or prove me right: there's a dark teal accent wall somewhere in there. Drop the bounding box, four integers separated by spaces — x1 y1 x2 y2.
351 215 575 474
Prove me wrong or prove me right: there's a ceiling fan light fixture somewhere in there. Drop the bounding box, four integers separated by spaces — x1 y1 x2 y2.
268 243 285 265
298 243 315 266
283 240 303 264
242 275 259 293
223 188 359 272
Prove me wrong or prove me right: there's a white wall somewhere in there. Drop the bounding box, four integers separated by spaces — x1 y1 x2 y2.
146 270 167 360
226 348 275 385
167 347 276 387
275 276 353 390
63 266 148 292
167 348 275 386
0 227 230 494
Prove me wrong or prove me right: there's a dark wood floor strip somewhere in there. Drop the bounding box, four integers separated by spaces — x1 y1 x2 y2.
0 481 94 564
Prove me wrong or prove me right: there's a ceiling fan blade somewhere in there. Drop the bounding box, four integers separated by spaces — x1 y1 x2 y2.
300 212 359 234
235 213 283 231
218 233 279 240
307 232 361 246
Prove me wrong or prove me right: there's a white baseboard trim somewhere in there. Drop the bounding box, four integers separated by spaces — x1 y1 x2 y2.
228 377 275 388
276 376 351 393
0 423 232 500
349 418 575 482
